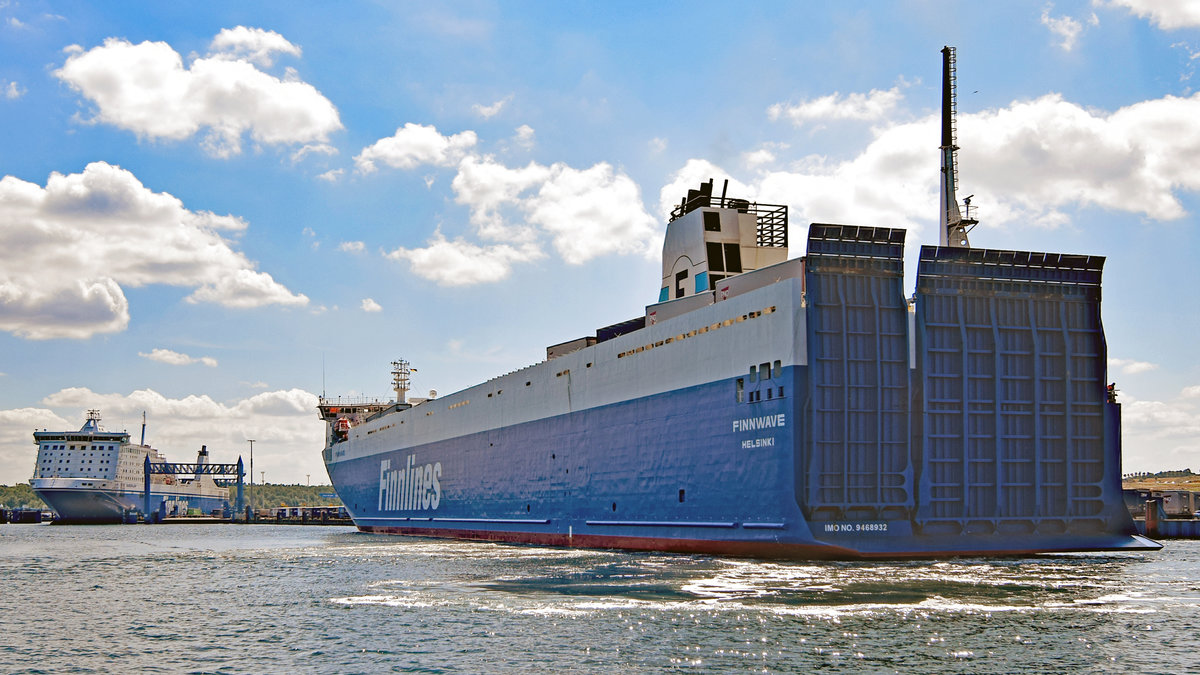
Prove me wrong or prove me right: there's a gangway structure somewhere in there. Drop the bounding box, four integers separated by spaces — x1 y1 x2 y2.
143 454 245 519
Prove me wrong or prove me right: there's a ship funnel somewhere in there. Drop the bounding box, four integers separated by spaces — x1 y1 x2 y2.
939 46 977 248
196 445 208 482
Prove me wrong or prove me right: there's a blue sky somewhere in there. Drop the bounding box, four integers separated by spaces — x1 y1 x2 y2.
2 0 1200 485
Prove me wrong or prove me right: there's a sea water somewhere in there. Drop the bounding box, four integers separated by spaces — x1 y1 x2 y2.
1 524 1196 673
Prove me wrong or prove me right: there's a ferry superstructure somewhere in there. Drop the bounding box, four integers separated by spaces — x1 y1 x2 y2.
29 410 229 523
318 48 1158 558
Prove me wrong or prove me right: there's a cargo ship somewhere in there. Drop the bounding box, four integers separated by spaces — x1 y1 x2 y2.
318 48 1158 558
29 410 229 523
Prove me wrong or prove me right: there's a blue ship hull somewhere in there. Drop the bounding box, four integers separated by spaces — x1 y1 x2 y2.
327 367 1149 558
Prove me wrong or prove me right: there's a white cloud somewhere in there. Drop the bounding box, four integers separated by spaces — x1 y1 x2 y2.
354 123 478 173
1181 385 1200 398
317 168 344 182
388 151 661 286
1103 0 1200 29
338 240 365 253
208 26 301 67
0 388 326 486
1041 6 1088 51
1110 357 1159 375
513 124 535 149
472 95 512 119
1121 393 1200 472
768 86 904 126
3 80 23 100
290 143 338 163
0 407 71 485
744 144 788 169
54 29 342 158
649 137 668 154
452 155 660 261
0 162 308 340
361 297 382 312
139 348 218 367
386 231 544 286
679 89 1200 246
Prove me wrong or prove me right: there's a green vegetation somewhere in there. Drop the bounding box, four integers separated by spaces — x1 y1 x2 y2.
0 483 47 509
1125 469 1195 479
242 483 341 510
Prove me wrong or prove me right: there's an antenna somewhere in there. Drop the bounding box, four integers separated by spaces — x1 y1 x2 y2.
391 359 412 404
939 46 977 248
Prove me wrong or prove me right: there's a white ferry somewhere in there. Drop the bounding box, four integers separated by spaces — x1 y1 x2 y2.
29 410 229 523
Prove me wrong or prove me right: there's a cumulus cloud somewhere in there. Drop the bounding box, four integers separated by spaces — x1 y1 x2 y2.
385 231 544 286
1121 392 1200 472
1041 6 1095 51
355 122 659 285
207 26 302 67
54 28 342 158
513 124 535 149
1103 0 1200 29
768 86 905 126
354 123 478 173
338 240 365 253
701 87 1200 245
360 297 382 312
452 156 659 263
139 348 218 368
0 162 308 340
472 95 512 119
0 388 326 486
3 80 23 100
0 407 72 484
1110 357 1159 375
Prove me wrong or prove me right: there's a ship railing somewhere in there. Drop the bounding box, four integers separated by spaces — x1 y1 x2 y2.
669 196 788 249
318 395 392 407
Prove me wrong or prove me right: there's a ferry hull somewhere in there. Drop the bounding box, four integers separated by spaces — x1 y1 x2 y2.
32 481 229 524
327 370 1150 559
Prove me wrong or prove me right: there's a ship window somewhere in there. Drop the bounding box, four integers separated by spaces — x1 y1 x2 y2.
749 365 757 382
703 211 721 232
679 489 685 503
724 243 742 273
736 378 744 403
774 360 781 375
709 274 724 291
706 241 724 272
760 362 771 380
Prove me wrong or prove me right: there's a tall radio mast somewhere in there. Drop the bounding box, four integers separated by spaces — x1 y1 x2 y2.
939 46 978 248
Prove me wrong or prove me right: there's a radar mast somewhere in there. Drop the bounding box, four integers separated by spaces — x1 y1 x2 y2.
391 359 413 404
940 46 978 247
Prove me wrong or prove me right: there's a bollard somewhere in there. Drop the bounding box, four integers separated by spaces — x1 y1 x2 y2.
1145 499 1159 538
